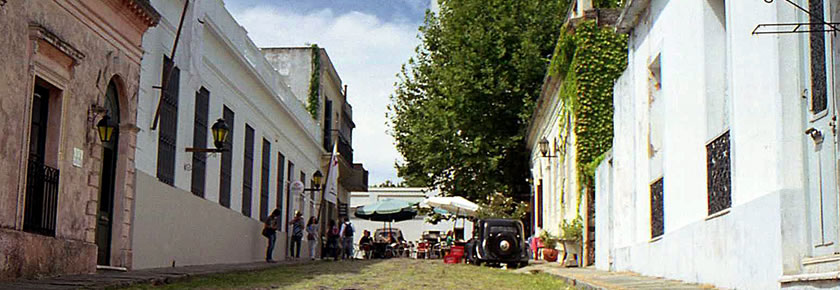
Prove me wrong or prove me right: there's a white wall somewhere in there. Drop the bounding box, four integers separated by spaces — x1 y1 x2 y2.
133 0 326 268
595 0 816 288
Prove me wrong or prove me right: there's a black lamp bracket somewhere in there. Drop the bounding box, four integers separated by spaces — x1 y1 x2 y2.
753 0 840 35
87 104 108 127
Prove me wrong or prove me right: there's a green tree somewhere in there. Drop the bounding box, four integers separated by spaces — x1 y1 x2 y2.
387 0 565 203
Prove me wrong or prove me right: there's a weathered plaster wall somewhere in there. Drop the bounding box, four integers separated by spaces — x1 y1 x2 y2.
596 0 819 288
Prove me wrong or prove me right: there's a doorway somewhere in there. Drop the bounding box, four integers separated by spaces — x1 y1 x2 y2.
96 81 120 265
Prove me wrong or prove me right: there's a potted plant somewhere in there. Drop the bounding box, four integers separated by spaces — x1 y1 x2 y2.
539 230 559 262
559 216 583 267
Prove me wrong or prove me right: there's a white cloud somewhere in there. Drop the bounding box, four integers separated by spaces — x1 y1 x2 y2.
230 5 419 185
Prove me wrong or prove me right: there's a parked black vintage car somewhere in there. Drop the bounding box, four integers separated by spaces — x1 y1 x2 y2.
468 219 529 268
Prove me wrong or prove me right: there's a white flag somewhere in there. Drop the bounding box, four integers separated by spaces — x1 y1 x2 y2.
323 142 339 204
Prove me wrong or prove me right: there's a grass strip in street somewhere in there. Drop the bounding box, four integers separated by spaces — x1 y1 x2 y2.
121 259 569 290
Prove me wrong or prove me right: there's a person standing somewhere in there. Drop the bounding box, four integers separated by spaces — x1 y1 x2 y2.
306 216 319 260
339 217 355 260
263 209 281 263
288 211 304 259
326 220 340 260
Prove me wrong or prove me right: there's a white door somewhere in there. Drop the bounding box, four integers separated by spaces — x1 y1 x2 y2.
805 0 839 257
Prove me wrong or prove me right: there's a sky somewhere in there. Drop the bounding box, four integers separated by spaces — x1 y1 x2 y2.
227 0 438 185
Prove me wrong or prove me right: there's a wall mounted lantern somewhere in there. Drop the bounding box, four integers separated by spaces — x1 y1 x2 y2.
186 118 229 153
538 137 558 159
96 115 117 143
304 170 323 192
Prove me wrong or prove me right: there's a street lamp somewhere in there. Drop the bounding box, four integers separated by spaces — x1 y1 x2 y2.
96 115 117 143
305 170 323 192
186 119 230 153
538 137 558 158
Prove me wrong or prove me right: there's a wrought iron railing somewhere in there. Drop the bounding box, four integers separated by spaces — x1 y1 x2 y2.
23 159 59 236
338 135 353 163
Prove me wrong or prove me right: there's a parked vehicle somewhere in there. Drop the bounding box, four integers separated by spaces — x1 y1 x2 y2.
468 219 529 268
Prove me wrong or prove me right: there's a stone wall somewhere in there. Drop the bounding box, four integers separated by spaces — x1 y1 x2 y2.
0 0 156 280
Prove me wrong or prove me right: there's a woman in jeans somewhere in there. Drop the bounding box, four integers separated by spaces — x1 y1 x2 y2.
263 209 281 262
306 217 319 260
288 211 304 258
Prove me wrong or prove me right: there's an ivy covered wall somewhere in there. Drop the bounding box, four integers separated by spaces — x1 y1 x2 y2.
548 20 627 212
307 44 321 119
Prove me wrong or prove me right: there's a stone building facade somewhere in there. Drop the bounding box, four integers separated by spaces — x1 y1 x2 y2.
0 0 158 279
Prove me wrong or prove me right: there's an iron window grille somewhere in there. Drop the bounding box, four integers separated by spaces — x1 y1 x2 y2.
260 139 271 221
23 159 59 236
190 88 209 197
156 57 179 186
707 131 732 215
242 124 255 217
650 178 664 238
219 106 234 208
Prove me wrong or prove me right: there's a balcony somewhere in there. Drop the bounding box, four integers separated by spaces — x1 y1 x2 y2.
337 134 353 164
23 158 60 236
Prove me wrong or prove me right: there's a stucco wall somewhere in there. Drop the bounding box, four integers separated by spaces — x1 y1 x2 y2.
0 0 154 278
595 0 818 288
133 172 275 268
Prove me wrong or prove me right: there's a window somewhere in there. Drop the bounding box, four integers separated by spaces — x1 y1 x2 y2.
650 178 664 238
276 152 285 223
285 161 295 232
219 106 234 208
809 0 828 114
260 139 271 221
157 56 179 186
24 81 61 236
537 181 543 228
300 171 306 216
191 88 209 197
707 131 731 215
242 124 254 217
323 99 333 150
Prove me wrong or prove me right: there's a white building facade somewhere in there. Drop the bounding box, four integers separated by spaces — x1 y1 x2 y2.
596 0 840 289
132 0 325 268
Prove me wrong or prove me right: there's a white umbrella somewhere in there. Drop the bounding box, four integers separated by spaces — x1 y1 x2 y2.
424 196 479 217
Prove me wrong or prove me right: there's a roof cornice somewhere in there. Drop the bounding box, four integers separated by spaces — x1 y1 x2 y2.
616 0 650 34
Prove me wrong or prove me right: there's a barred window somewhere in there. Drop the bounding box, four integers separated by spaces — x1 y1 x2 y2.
242 124 255 217
810 0 827 114
219 106 234 208
157 56 179 186
650 178 664 238
707 131 731 215
190 88 209 197
259 139 271 221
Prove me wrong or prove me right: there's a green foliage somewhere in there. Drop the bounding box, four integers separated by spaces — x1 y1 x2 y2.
388 0 564 203
476 193 530 220
592 0 623 8
539 230 558 249
307 44 321 119
549 21 627 212
560 216 583 241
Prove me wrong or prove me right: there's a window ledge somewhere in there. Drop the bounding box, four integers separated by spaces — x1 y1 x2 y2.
649 236 663 243
705 208 730 221
802 254 840 266
780 271 840 283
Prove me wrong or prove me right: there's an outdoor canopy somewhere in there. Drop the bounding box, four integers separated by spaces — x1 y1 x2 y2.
354 198 418 222
423 196 479 217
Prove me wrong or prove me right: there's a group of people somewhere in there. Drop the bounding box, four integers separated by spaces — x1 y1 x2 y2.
261 209 356 263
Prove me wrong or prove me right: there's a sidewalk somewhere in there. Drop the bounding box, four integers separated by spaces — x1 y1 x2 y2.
521 262 718 290
0 259 312 290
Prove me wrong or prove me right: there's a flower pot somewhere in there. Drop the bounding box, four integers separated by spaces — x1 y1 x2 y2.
559 239 581 267
542 248 558 262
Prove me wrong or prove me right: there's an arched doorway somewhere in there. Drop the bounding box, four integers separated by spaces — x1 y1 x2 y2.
96 80 120 266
